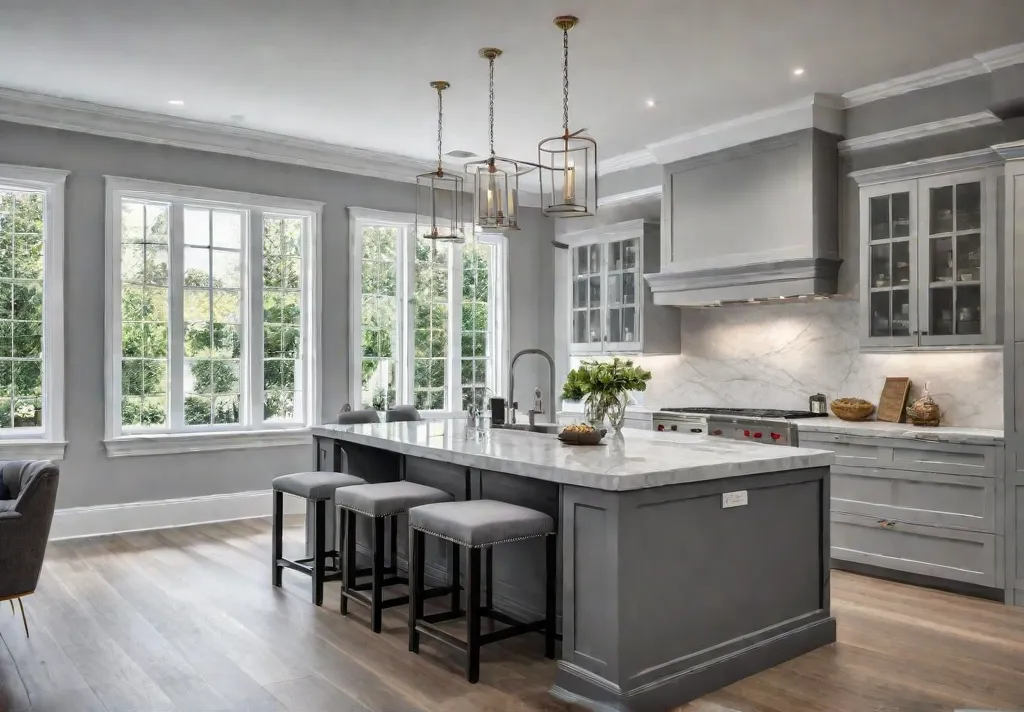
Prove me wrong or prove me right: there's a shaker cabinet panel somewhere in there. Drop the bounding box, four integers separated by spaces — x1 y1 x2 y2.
859 167 1000 349
831 511 1000 587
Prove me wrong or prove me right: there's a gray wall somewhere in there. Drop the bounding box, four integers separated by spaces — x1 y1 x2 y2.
0 120 554 509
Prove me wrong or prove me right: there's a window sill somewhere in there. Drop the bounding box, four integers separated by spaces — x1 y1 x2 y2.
103 428 312 458
0 440 68 461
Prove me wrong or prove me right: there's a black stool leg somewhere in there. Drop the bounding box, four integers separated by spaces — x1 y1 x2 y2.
409 528 425 653
371 516 385 633
271 490 283 587
467 547 481 684
313 499 326 606
484 546 493 610
449 541 461 613
340 509 354 615
545 534 557 659
390 515 399 572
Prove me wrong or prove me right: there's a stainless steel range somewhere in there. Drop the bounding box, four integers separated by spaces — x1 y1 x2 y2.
651 407 828 446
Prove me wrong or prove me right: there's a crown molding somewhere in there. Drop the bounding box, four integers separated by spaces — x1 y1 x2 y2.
648 94 843 166
0 87 440 184
993 139 1024 161
848 148 1002 186
838 111 1001 154
842 58 985 108
598 184 662 207
843 42 1024 109
976 42 1024 72
598 148 657 175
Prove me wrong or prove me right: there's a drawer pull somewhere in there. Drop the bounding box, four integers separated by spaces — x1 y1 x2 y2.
877 519 887 527
885 521 896 529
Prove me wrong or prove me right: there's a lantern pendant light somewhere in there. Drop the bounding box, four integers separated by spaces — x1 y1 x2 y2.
466 48 534 233
539 15 597 218
415 81 464 243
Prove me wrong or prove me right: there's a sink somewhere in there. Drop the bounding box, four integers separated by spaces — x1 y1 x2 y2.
491 423 561 435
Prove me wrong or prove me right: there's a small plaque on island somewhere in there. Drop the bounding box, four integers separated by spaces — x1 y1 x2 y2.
877 377 912 423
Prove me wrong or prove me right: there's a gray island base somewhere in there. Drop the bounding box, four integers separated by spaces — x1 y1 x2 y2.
311 421 836 711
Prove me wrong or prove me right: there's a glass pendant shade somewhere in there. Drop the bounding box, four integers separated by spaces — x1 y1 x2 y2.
466 156 530 232
415 80 464 242
539 15 598 218
539 131 596 217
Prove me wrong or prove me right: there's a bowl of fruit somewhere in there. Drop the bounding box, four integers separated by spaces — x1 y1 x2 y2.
558 423 606 446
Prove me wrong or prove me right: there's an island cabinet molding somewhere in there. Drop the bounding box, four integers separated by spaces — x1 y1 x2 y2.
800 430 1007 596
853 151 1004 350
562 219 680 356
312 421 835 710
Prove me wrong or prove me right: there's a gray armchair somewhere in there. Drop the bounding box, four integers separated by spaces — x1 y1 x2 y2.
0 460 59 636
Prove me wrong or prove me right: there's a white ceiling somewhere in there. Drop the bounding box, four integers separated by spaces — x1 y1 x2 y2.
1 0 1022 167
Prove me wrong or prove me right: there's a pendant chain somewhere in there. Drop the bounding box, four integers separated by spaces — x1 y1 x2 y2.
436 85 444 172
562 26 570 135
488 56 496 158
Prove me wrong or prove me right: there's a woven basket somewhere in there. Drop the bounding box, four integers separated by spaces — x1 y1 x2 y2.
830 398 875 421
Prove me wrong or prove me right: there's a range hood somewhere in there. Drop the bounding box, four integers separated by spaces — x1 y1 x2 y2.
645 129 842 306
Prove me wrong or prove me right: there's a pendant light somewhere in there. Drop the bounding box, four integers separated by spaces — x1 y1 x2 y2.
539 15 597 218
466 48 534 233
415 81 464 243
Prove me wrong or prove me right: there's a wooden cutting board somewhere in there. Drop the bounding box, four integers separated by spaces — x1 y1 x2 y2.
877 377 912 423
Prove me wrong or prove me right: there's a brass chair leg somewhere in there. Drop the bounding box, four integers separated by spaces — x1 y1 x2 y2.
16 597 28 638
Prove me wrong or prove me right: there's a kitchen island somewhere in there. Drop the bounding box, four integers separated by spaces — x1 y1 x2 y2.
311 420 836 711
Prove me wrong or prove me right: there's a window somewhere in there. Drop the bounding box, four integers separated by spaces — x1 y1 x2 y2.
105 178 321 455
0 165 66 459
349 208 507 413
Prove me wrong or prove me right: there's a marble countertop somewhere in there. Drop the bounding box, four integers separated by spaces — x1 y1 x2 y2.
795 417 1003 445
312 420 833 492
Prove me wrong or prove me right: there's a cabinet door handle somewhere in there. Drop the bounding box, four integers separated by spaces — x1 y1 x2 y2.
920 331 928 336
877 519 887 526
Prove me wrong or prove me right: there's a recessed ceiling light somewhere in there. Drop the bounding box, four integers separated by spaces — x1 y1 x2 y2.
167 99 184 105
792 67 805 77
645 99 656 108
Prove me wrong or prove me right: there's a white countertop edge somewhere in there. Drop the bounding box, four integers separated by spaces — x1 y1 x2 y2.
795 418 1003 444
312 423 834 492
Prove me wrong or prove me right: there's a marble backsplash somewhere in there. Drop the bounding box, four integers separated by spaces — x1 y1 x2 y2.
629 300 1003 429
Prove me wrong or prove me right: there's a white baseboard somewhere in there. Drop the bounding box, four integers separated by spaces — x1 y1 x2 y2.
49 489 306 541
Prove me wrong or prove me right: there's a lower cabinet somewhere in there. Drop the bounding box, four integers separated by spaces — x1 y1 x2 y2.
831 511 1000 588
804 431 1005 592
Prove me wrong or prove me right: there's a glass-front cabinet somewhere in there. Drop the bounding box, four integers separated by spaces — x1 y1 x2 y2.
570 237 640 353
566 220 678 356
859 167 998 349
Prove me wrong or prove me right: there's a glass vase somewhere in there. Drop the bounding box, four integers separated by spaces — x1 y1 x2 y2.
584 393 628 432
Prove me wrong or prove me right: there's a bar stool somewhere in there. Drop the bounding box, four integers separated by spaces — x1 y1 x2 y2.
407 499 557 683
335 481 456 632
271 471 366 605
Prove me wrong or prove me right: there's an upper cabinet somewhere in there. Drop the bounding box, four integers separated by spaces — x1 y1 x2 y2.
565 220 679 356
857 160 1002 350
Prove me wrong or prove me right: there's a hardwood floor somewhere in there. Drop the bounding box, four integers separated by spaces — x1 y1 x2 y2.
2 517 1024 712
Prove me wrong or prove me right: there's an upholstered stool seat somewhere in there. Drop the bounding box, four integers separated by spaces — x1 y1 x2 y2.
336 482 457 633
273 471 366 500
409 500 554 548
408 499 557 683
271 471 367 606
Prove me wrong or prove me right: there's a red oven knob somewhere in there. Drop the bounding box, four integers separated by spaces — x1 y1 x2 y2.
657 424 665 431
711 429 722 436
771 432 781 440
753 432 763 439
743 429 750 436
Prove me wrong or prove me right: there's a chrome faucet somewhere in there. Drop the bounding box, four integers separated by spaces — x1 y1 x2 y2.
508 349 559 427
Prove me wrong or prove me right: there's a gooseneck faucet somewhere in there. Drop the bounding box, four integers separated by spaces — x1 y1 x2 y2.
508 349 559 426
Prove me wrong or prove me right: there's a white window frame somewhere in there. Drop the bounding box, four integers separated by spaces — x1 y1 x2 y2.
347 207 509 416
0 164 68 460
103 177 322 457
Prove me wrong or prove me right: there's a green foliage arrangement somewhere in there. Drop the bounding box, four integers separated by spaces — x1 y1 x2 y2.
562 357 652 402
561 358 653 431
